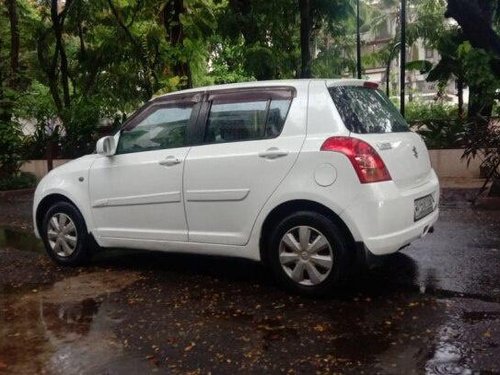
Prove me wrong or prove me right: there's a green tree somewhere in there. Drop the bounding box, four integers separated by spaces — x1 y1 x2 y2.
298 0 353 78
0 0 37 178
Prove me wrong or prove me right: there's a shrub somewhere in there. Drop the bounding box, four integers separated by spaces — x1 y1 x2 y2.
0 120 23 179
412 118 466 149
22 122 62 160
405 101 459 122
0 172 37 191
60 100 102 159
463 119 500 198
405 101 464 149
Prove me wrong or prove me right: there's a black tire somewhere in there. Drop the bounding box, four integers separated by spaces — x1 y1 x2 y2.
267 211 351 296
41 201 91 266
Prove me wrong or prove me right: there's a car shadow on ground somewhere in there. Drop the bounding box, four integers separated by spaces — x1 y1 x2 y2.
90 247 420 299
1 225 421 299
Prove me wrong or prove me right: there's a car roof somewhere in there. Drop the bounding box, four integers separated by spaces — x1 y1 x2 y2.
153 78 370 100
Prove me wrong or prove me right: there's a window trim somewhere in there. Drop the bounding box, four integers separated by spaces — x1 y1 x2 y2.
207 87 296 102
115 86 296 150
115 98 201 155
119 92 203 132
197 87 295 146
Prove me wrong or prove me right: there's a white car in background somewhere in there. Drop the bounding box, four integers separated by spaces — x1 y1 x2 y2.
33 79 439 295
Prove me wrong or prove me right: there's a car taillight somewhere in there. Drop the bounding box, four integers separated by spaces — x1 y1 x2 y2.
320 137 392 183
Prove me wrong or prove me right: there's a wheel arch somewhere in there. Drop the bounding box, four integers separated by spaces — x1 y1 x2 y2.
259 199 357 264
35 194 81 235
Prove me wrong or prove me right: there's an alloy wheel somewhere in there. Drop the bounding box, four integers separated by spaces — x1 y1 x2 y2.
47 213 78 258
278 226 334 286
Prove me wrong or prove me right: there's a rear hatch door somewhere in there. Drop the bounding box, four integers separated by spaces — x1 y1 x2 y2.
328 83 432 189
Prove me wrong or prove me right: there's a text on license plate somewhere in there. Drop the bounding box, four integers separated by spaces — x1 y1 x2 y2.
414 194 435 221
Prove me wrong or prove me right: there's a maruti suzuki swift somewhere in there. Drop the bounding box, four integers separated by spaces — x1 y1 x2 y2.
33 79 439 295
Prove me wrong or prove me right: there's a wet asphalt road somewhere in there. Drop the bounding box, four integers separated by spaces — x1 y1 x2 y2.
0 191 499 374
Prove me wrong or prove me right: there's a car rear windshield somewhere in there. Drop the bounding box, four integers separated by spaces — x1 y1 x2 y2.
328 86 410 134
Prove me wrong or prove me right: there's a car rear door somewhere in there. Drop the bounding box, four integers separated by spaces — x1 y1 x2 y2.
183 86 306 246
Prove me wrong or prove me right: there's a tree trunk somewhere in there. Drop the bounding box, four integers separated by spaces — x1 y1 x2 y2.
108 0 154 98
6 0 19 81
227 0 259 46
446 0 500 57
457 76 464 118
36 34 64 114
46 140 54 172
490 176 500 197
162 0 192 88
77 18 86 59
299 0 313 78
0 0 20 125
446 0 498 121
0 36 7 125
51 0 71 108
468 85 494 120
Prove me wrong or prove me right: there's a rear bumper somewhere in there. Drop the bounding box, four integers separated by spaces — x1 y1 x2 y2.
340 169 440 256
362 208 438 255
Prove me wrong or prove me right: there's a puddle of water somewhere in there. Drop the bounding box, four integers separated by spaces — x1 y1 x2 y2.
0 227 43 253
422 299 499 375
425 340 472 375
0 270 147 374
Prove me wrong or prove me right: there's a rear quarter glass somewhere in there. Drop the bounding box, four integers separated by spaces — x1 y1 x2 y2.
329 86 410 134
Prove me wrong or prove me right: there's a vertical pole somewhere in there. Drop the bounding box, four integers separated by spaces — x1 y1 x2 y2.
46 140 54 172
356 0 362 79
400 0 406 116
386 59 391 97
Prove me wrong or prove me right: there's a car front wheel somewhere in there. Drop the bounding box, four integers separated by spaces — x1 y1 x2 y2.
267 211 350 296
41 201 90 266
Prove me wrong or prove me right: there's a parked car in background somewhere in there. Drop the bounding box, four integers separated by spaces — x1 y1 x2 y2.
33 79 439 295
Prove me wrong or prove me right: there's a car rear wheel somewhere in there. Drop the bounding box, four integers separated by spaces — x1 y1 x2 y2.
267 211 350 296
41 202 90 266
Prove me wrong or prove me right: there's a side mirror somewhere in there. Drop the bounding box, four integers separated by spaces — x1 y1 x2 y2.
96 136 116 156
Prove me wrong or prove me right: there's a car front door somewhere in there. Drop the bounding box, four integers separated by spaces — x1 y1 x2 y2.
89 95 201 243
183 87 307 246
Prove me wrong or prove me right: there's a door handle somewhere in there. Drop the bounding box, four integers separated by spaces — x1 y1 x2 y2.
159 156 181 166
258 147 289 160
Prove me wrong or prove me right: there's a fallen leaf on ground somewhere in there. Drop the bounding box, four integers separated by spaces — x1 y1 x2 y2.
313 324 326 332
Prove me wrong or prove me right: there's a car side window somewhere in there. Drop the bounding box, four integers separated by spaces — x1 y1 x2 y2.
204 98 291 144
266 99 291 138
116 103 194 154
205 101 267 143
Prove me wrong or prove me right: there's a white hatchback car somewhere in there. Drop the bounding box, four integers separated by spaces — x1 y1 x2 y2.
33 79 439 295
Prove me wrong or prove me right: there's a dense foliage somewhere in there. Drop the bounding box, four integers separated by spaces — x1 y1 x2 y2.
406 102 464 150
0 0 358 166
0 171 37 190
0 0 499 189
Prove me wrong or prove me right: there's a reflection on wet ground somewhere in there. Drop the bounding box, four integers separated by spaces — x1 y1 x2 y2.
0 204 499 374
0 227 43 253
0 269 145 374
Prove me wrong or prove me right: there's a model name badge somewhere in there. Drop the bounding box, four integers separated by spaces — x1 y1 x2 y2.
377 142 393 151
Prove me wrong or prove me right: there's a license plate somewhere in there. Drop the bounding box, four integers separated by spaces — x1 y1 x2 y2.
414 194 435 221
